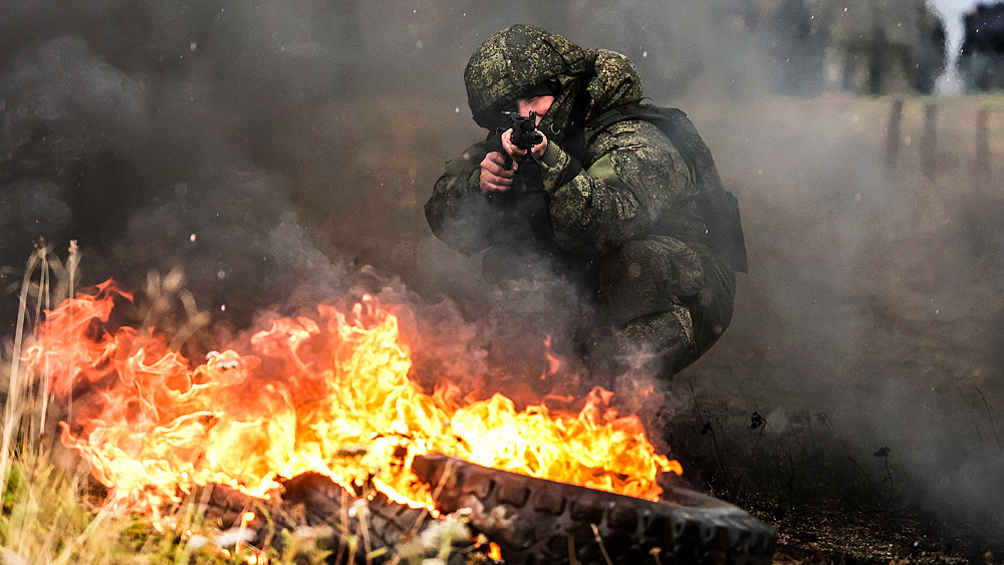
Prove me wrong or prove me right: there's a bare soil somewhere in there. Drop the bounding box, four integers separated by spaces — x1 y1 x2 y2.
258 93 1004 564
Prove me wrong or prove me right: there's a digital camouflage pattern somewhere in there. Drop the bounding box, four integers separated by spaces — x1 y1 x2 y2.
426 25 739 379
464 24 587 130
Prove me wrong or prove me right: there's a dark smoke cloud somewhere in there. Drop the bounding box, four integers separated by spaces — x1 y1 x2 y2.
0 0 352 329
0 180 71 248
2 0 1003 547
0 0 723 328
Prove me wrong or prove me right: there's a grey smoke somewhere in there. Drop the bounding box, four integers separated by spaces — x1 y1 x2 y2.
0 0 1002 547
0 2 350 328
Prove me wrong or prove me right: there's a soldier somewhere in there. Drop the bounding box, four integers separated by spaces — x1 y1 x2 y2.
425 25 747 382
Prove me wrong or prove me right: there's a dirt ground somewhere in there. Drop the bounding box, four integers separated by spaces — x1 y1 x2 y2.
263 92 1004 564
665 94 1004 564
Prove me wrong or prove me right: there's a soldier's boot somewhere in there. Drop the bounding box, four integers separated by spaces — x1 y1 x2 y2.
604 303 699 383
594 238 703 383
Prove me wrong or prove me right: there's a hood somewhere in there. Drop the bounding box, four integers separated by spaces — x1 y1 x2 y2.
539 48 644 142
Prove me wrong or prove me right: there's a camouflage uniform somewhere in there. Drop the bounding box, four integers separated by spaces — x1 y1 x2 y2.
425 25 744 380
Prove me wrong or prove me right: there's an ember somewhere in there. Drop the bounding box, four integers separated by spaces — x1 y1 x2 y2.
26 281 681 528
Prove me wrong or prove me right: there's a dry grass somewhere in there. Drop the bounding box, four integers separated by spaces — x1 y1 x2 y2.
0 245 302 565
0 245 482 565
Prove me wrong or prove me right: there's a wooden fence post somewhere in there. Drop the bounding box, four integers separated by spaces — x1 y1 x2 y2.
975 108 990 177
884 97 903 174
920 104 938 180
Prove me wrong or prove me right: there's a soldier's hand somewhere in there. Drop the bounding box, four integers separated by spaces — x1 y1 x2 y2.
501 128 548 162
479 151 516 194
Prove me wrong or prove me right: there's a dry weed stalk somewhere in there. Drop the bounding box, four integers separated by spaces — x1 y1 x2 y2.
0 253 476 565
0 249 264 564
1 240 80 519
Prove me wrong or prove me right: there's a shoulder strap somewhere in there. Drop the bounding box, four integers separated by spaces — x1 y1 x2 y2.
586 103 749 273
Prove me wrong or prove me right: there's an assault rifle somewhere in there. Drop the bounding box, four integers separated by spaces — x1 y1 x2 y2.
485 108 547 231
498 110 543 170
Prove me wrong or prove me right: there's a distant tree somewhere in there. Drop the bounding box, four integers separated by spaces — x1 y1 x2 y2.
761 0 826 95
813 0 946 95
959 2 1004 92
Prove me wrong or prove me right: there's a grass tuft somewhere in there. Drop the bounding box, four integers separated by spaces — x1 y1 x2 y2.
0 250 481 565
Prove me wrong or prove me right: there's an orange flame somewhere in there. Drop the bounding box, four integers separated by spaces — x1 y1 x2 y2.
26 281 680 525
488 542 502 561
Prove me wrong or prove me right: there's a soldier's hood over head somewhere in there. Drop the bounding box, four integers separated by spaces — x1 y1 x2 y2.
465 25 643 140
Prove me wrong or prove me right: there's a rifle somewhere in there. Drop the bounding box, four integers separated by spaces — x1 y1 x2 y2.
497 110 544 170
487 110 551 245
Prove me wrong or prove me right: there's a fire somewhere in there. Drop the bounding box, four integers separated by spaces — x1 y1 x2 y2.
488 542 502 561
26 281 681 526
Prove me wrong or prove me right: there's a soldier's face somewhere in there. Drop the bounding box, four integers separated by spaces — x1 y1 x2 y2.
515 95 554 125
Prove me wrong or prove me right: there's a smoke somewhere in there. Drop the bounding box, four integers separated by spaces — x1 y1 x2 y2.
678 83 1004 539
0 0 354 330
1 0 1002 547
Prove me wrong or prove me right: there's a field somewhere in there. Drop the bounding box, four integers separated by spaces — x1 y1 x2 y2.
665 93 1004 562
5 92 1004 564
285 91 1004 562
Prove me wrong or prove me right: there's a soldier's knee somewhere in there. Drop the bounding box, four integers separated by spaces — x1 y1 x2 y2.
599 241 665 326
599 239 703 327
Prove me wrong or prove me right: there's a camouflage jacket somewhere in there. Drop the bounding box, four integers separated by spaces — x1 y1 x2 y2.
425 50 714 265
426 118 714 259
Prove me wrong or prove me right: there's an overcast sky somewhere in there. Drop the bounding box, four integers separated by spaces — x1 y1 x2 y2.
932 0 977 47
929 0 982 92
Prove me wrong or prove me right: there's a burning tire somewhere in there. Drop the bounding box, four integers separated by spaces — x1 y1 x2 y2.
204 475 441 564
280 473 448 563
412 453 777 565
